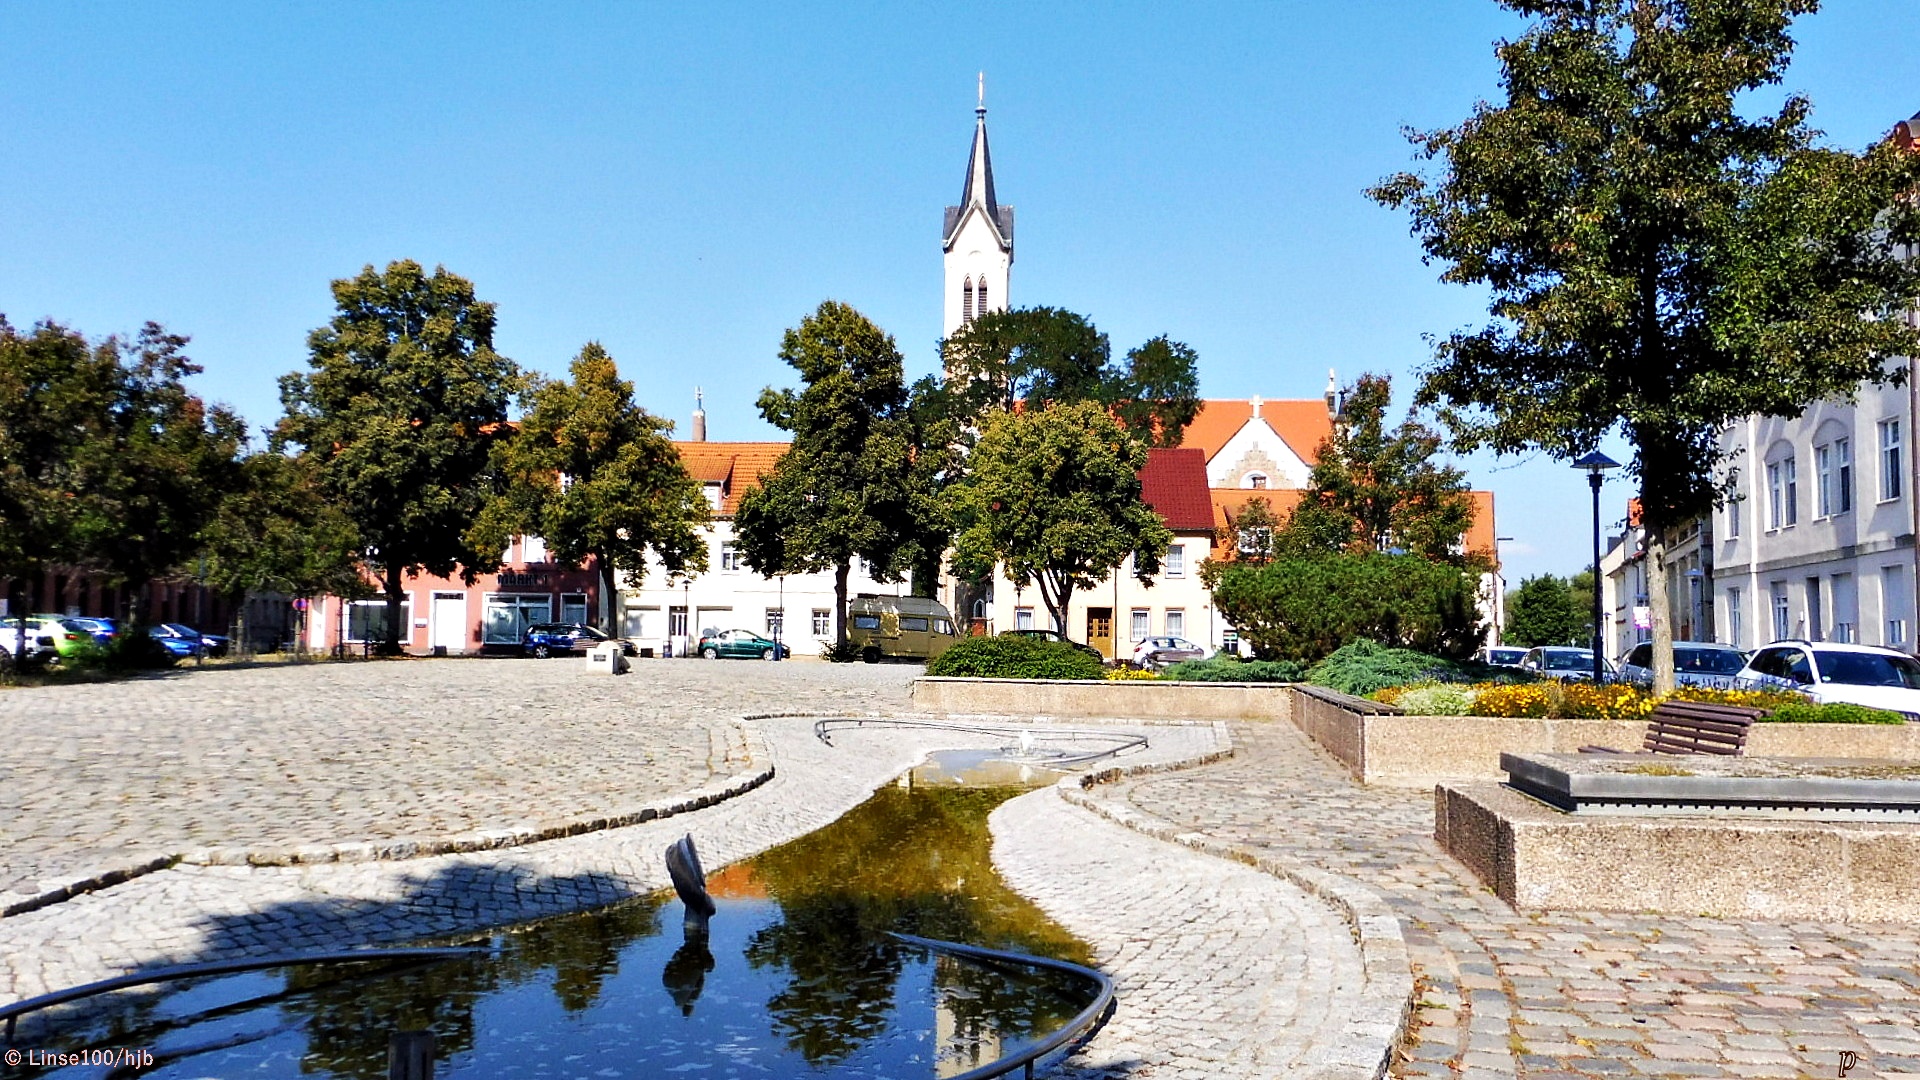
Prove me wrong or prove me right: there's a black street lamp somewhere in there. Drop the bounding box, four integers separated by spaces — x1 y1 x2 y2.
1575 450 1621 683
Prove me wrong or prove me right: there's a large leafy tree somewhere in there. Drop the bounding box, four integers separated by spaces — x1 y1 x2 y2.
939 307 1200 447
276 261 520 654
1505 572 1585 647
1278 374 1478 564
468 342 709 637
948 401 1172 634
735 301 916 645
198 450 369 646
1209 553 1485 662
1371 0 1920 691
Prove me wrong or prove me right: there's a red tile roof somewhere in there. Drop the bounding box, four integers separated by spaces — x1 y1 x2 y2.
1209 487 1499 563
673 441 790 516
1139 447 1216 533
1180 399 1334 468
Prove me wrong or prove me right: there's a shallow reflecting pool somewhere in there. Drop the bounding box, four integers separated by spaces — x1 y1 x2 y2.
15 781 1095 1078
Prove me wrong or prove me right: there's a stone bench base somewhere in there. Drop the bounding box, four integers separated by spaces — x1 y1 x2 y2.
1435 781 1920 923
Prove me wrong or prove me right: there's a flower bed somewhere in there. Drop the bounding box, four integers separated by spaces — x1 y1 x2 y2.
1369 681 1897 723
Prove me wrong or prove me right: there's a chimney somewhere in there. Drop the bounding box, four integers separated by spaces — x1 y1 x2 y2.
1324 369 1338 419
691 387 707 442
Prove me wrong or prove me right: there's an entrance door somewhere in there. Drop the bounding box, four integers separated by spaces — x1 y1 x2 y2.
430 592 466 653
1086 607 1114 660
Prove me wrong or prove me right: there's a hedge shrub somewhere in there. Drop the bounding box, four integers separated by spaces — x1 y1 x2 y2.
1764 702 1906 725
1161 655 1305 683
1307 639 1461 696
926 636 1104 680
1207 553 1484 662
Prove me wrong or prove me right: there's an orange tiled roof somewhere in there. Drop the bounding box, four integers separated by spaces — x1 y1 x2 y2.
1181 399 1334 468
673 441 789 516
1209 487 1499 562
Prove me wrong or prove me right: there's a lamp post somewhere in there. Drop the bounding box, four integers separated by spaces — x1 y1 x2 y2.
1575 451 1621 683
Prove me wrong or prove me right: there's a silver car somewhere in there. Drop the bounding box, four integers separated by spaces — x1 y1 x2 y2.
1617 641 1748 689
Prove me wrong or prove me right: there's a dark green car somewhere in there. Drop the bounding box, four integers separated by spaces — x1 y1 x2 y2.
696 629 791 660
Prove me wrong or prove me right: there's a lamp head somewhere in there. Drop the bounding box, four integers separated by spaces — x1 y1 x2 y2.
1573 450 1621 476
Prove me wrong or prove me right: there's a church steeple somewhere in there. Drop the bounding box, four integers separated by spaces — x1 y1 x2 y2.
943 75 1014 339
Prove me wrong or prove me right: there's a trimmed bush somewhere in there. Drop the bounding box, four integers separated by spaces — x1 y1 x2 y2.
1389 683 1477 716
1307 639 1460 696
1161 654 1305 683
1764 702 1906 725
1207 553 1485 662
925 636 1104 680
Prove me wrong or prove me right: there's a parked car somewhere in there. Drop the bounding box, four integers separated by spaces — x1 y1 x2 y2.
148 624 205 660
61 616 119 647
1475 646 1527 668
151 622 228 657
999 628 1103 661
696 628 791 661
1736 641 1920 719
846 595 960 664
0 618 57 669
1519 646 1615 681
523 623 634 659
1617 641 1748 689
1132 635 1210 670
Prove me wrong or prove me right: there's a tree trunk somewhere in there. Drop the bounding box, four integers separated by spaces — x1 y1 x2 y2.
599 557 623 638
382 563 405 656
834 560 850 646
1037 572 1072 639
8 580 23 669
1647 532 1676 695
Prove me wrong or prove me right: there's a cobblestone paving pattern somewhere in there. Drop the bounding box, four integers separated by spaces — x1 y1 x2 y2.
0 707 1225 1013
0 658 910 910
1116 720 1920 1080
993 782 1366 1079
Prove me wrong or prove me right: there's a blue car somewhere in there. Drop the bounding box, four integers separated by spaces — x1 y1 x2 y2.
148 624 205 659
63 616 118 647
523 622 632 659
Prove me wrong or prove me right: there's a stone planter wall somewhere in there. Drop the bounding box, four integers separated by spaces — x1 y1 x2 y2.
911 677 1294 721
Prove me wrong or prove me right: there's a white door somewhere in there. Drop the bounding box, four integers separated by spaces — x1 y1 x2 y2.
431 592 467 652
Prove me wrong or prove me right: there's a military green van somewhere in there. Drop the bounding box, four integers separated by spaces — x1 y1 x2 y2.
846 595 960 664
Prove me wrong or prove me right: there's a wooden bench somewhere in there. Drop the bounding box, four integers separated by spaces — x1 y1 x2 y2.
1582 700 1768 756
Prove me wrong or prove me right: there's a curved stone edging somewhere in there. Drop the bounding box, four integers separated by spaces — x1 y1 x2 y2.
1 718 780 919
1061 755 1414 1080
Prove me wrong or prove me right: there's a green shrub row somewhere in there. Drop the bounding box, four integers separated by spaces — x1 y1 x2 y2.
1160 654 1305 683
925 636 1104 680
1763 702 1906 725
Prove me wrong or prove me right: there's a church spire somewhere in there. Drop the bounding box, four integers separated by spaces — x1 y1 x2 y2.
942 78 1014 338
944 77 1012 254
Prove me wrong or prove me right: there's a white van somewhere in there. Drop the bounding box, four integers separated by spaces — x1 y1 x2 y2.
846 595 960 664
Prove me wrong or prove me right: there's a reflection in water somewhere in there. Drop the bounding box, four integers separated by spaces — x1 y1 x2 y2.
14 783 1094 1078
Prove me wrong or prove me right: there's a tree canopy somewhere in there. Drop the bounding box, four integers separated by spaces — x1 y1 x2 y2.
468 342 710 636
1277 373 1478 564
1504 572 1585 647
948 401 1172 634
1371 0 1920 688
939 307 1200 447
276 260 520 653
1209 553 1485 662
735 301 917 645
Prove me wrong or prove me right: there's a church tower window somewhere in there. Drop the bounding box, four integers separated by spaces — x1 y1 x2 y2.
963 279 974 324
977 279 988 316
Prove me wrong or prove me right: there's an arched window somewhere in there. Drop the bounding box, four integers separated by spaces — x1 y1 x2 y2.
1245 473 1268 490
962 279 974 323
977 278 989 315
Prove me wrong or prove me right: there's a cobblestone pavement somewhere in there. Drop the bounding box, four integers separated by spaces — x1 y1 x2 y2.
1115 720 1920 1080
0 658 911 912
993 781 1368 1079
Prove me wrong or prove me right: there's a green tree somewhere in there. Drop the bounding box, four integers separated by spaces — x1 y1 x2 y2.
948 401 1172 635
1568 566 1599 647
1277 373 1477 564
1208 553 1486 662
735 301 916 645
939 307 1200 447
1504 573 1584 647
276 261 520 654
1371 0 1920 692
468 343 709 636
198 450 370 649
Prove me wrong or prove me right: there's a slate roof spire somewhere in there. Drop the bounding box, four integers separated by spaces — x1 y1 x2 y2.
943 75 1014 252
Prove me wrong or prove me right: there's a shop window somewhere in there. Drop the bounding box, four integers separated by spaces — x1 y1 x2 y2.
484 594 551 644
348 598 412 643
560 593 589 626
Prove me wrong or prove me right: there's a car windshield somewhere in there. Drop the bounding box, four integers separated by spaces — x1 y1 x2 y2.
1490 649 1524 664
1813 650 1920 689
162 624 198 636
1542 651 1593 670
1675 648 1746 675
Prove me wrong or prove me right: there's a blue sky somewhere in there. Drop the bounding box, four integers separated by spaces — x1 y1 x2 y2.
3 2 1915 583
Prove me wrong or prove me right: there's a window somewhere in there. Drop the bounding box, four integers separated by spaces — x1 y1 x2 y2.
721 544 741 571
348 598 412 644
933 617 954 635
1164 609 1185 638
1837 438 1853 513
1166 545 1186 578
765 608 784 638
1726 496 1740 539
900 616 929 632
1772 585 1790 642
1883 420 1904 501
669 606 688 638
560 593 589 626
1130 609 1150 641
1767 459 1797 528
1014 607 1034 630
963 279 974 323
1766 463 1782 529
1816 444 1833 517
1727 588 1742 650
1245 472 1268 490
623 607 654 639
977 278 988 314
1784 458 1797 525
483 594 547 644
852 613 881 631
812 609 831 636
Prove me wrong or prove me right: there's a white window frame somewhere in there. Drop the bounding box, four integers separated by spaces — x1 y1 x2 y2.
1165 544 1186 578
1766 462 1783 530
1727 587 1743 650
1816 444 1833 518
1837 437 1853 513
1164 609 1185 638
720 544 742 572
1882 420 1904 502
1014 607 1034 631
1130 609 1150 642
346 597 413 644
482 593 551 644
811 609 831 636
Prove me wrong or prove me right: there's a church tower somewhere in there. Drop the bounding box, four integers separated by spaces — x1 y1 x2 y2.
942 75 1014 339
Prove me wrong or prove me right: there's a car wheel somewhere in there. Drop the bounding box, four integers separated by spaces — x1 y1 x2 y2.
762 647 776 660
862 647 881 665
702 647 719 660
533 644 551 659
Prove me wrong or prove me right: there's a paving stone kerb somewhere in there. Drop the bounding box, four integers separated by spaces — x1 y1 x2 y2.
913 675 1296 720
0 659 910 916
